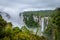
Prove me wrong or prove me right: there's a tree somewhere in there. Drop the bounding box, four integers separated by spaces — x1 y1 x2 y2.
13 27 22 33
5 22 13 40
23 14 40 28
0 15 7 38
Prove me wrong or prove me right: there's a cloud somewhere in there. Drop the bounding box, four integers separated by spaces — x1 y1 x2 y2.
0 0 60 13
0 0 60 9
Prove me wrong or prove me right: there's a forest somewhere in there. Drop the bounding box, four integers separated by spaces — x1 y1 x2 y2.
0 8 60 40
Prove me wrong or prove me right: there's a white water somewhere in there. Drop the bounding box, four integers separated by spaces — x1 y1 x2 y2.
41 18 44 32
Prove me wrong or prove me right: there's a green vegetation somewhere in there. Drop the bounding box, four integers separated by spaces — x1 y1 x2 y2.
0 8 60 40
22 10 53 28
0 15 47 40
22 10 53 17
23 14 40 28
44 8 60 40
22 8 60 40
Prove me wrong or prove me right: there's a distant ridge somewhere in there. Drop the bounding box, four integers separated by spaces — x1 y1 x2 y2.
20 10 54 17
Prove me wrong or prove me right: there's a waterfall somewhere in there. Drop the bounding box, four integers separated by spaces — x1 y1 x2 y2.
41 18 44 32
40 17 48 36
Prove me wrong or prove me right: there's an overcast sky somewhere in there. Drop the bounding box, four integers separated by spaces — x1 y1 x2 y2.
0 0 60 13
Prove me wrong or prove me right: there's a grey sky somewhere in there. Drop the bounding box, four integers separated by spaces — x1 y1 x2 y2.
0 0 60 13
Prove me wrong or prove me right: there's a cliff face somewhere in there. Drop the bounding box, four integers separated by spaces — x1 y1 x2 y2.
0 10 10 20
20 10 52 36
